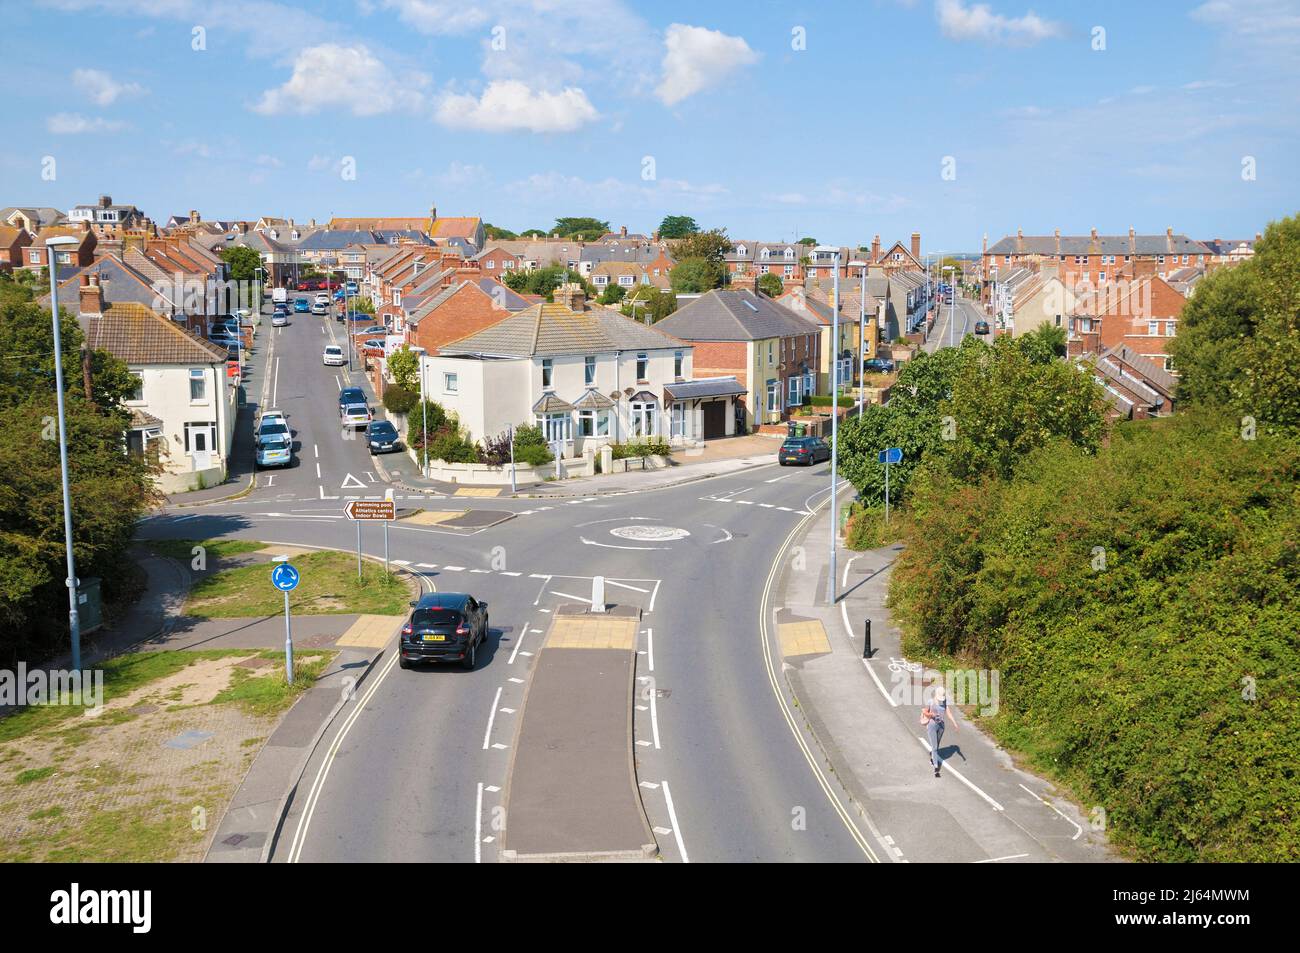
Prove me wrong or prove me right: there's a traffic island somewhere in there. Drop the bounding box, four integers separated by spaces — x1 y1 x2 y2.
499 604 657 862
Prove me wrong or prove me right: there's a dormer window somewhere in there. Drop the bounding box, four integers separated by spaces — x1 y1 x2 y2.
736 245 747 256
784 248 794 260
761 248 770 260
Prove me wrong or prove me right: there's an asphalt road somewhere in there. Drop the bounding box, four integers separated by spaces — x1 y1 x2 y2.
140 301 878 862
923 295 987 353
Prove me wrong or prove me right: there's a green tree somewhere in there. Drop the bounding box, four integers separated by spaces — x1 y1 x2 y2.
621 286 677 323
218 246 263 283
669 257 724 293
1168 212 1300 431
796 237 817 246
386 345 419 392
670 227 731 263
1018 322 1068 363
519 228 547 238
598 283 627 305
484 223 517 240
553 217 610 240
757 273 784 297
349 296 376 315
658 215 699 239
502 266 594 301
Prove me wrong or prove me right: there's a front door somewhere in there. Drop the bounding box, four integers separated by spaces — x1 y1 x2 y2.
703 400 726 439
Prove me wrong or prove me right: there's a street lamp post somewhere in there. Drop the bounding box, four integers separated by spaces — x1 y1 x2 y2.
944 265 957 348
816 246 842 605
45 236 83 670
857 264 867 420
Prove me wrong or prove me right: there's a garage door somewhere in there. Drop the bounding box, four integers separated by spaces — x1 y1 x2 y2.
702 400 726 439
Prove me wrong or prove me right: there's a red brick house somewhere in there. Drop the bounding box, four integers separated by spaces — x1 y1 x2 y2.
405 276 530 353
21 224 97 271
0 225 32 272
984 227 1211 290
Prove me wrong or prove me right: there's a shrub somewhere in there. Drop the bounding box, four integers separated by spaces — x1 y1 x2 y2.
421 426 479 464
843 503 906 550
382 385 417 415
611 438 670 459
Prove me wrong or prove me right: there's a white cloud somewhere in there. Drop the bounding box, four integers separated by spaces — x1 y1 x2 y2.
377 0 493 35
307 154 336 172
256 154 284 167
505 171 730 208
655 23 758 106
46 113 127 134
71 68 145 105
436 81 599 133
936 0 1065 46
254 43 427 116
171 139 212 157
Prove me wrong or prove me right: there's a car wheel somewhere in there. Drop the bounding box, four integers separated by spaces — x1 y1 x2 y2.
461 642 476 670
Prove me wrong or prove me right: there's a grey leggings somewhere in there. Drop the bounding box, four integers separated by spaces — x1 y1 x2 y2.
927 718 945 768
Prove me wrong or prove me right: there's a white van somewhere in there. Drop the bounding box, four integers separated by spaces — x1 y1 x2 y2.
272 287 288 305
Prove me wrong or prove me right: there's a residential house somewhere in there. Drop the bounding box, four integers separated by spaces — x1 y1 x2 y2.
653 288 822 431
405 275 531 353
982 227 1212 289
1068 264 1187 373
75 273 235 492
68 195 148 230
778 281 880 393
1 206 66 232
0 225 32 272
422 284 725 451
21 224 97 272
1085 345 1178 420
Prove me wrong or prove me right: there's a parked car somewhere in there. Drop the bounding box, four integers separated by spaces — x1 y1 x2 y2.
255 418 290 448
863 358 895 374
271 311 289 327
293 297 310 313
357 338 385 355
314 292 330 304
356 325 387 337
323 345 346 366
340 402 371 429
338 386 365 408
778 436 831 466
974 320 991 335
258 409 287 427
399 592 489 670
256 433 292 468
366 420 402 454
209 330 240 350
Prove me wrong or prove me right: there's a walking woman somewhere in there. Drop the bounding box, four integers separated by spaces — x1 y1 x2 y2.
923 684 960 777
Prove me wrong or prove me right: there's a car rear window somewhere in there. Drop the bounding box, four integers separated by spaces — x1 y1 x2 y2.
412 608 464 628
344 404 367 414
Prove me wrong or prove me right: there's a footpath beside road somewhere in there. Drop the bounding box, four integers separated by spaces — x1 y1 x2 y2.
774 502 1118 864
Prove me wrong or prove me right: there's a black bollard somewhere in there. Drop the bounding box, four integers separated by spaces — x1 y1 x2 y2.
863 618 872 659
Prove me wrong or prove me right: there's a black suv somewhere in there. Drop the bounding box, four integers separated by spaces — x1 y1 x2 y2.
338 386 365 408
366 420 401 454
400 593 489 670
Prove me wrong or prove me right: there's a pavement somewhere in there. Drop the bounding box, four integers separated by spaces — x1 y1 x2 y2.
771 500 1118 863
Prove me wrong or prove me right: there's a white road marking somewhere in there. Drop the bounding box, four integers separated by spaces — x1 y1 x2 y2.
579 536 669 551
314 444 319 458
315 462 321 478
1018 783 1083 839
915 736 1005 811
549 590 589 603
976 853 1030 864
340 473 365 489
481 686 503 751
390 559 410 566
265 475 275 487
272 357 280 407
605 579 649 593
508 621 529 664
646 627 655 672
648 579 661 613
442 565 464 572
475 782 484 864
660 780 689 863
764 473 797 483
416 562 438 569
499 571 521 577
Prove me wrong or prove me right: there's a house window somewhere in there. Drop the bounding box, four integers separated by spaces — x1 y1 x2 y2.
485 259 495 269
761 248 770 259
189 368 206 401
784 248 794 260
593 275 608 286
539 412 572 443
736 245 747 256
766 380 779 413
673 351 683 378
129 372 144 402
28 250 39 263
584 355 596 386
630 401 656 437
768 342 775 367
760 264 769 274
577 409 608 437
1165 321 1176 336
1098 271 1106 281
787 376 801 408
443 372 458 394
1148 320 1159 336
619 275 635 286
636 352 648 381
542 359 553 389
784 265 794 277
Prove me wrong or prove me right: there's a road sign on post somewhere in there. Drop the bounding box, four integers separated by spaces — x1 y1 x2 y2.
343 500 395 580
877 448 903 524
271 562 299 684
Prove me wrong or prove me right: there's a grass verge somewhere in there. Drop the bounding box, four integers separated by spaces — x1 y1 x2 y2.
184 550 412 618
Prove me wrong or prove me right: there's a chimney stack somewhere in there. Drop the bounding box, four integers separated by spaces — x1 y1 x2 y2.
1090 226 1098 242
555 282 586 311
619 225 628 238
189 209 199 224
1166 226 1174 252
1054 228 1061 255
99 195 112 208
79 272 104 316
871 234 881 263
910 231 920 260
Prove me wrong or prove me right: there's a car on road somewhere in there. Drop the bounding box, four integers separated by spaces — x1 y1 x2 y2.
255 418 291 448
256 433 292 468
323 344 346 366
974 320 991 335
293 297 310 313
778 436 831 466
863 358 895 374
340 402 371 429
338 386 365 408
365 419 402 454
399 592 489 670
258 409 286 426
314 292 330 304
311 302 328 315
271 311 289 327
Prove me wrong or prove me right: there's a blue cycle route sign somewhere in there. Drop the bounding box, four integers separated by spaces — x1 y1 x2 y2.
271 563 300 592
878 447 903 465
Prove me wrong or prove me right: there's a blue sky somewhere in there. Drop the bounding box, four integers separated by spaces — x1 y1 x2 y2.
4 0 1299 250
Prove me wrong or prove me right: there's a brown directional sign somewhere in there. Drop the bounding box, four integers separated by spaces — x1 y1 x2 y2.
344 500 395 521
